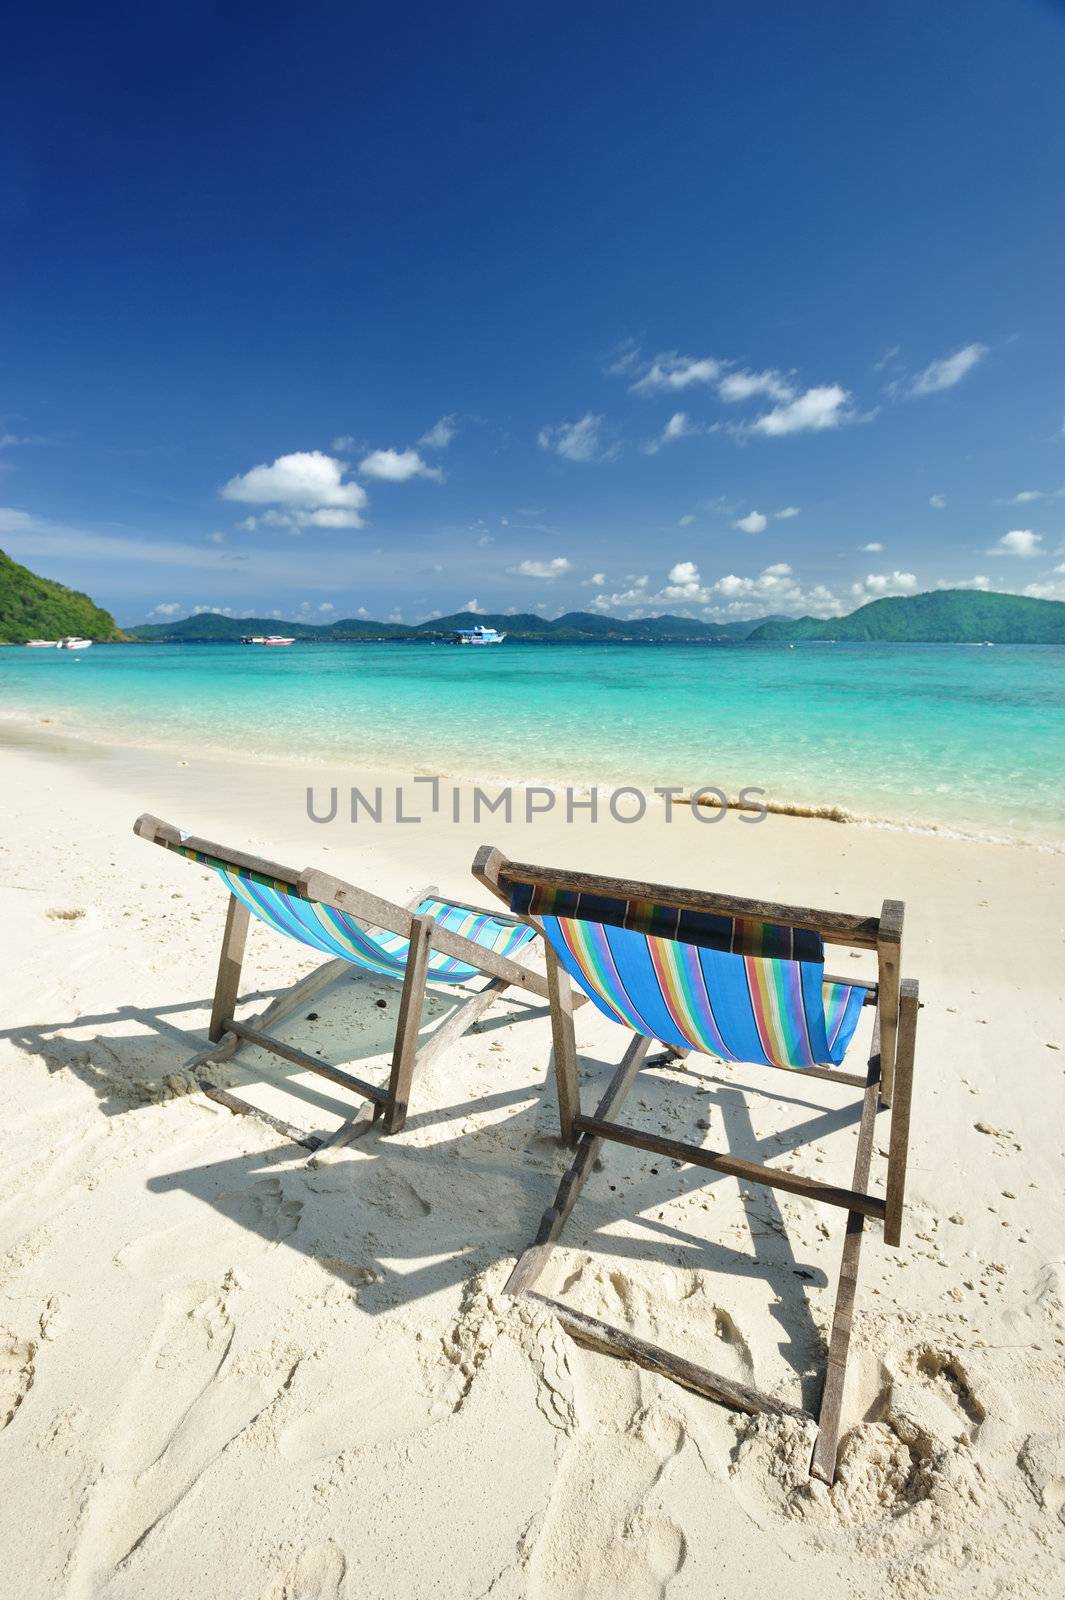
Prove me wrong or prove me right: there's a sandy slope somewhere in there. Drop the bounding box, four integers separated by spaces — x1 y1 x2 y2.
1 731 1063 1599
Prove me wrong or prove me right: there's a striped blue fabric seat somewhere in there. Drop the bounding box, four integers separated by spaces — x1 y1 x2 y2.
216 866 535 982
511 882 865 1072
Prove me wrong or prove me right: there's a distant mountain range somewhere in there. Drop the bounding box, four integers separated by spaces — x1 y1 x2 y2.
3 549 1062 646
127 609 771 642
0 549 125 643
127 589 1065 644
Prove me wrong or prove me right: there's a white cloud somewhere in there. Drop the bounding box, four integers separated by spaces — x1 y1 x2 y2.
420 415 457 450
860 542 884 552
330 434 355 453
718 368 794 403
460 598 486 614
929 494 946 509
387 609 404 624
582 572 606 586
221 450 369 527
318 602 335 612
589 559 850 620
734 510 768 534
708 564 847 620
629 352 723 395
774 505 801 519
509 557 572 580
149 602 182 616
0 507 36 533
853 571 918 598
358 447 444 483
749 384 853 436
193 605 234 616
910 342 987 396
537 414 612 463
0 430 57 452
990 529 1042 558
582 563 876 624
642 411 697 454
678 514 695 527
604 338 641 377
1009 489 1042 504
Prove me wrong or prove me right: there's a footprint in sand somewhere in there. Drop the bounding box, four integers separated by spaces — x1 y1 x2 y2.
601 1515 687 1600
527 1402 691 1600
219 1176 304 1242
113 1221 195 1276
276 1336 429 1462
911 1346 986 1439
261 1540 347 1600
1032 1260 1065 1327
362 1168 431 1220
0 1333 36 1431
70 1280 300 1587
1018 1433 1065 1524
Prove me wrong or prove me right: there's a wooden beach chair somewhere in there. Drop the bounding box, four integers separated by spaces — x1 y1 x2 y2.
134 814 552 1142
472 845 919 1483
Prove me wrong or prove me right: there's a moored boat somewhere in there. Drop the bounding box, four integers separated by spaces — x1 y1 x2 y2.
451 625 506 645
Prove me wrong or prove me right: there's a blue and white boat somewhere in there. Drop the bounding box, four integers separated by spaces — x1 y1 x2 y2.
451 625 506 645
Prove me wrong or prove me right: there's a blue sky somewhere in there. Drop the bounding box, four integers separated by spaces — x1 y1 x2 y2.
2 0 1064 627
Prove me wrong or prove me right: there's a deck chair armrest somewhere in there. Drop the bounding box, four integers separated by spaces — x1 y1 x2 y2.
471 845 511 908
134 813 180 846
297 867 414 939
134 814 302 887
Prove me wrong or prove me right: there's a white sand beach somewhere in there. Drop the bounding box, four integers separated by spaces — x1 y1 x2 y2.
2 730 1064 1599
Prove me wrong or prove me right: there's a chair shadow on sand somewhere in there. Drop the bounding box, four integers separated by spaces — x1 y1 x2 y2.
4 962 867 1413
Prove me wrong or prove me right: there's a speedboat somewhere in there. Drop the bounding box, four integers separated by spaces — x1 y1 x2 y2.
25 639 58 648
451 625 506 645
58 637 93 650
240 635 296 646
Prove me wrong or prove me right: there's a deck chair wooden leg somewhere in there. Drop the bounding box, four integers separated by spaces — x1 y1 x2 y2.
876 900 904 1107
505 1034 651 1294
209 895 250 1042
382 914 433 1135
545 945 580 1145
883 978 918 1248
810 1034 882 1485
414 976 509 1075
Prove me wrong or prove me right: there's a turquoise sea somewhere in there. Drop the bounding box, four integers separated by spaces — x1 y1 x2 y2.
1 641 1063 844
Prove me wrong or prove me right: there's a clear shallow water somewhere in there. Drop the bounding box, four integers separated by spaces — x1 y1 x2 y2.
2 641 1063 843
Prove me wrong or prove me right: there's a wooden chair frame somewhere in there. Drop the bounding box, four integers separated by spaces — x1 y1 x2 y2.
472 845 919 1483
134 814 555 1144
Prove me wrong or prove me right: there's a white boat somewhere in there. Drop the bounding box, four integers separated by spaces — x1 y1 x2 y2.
25 639 58 648
58 637 92 650
240 635 296 646
451 625 506 646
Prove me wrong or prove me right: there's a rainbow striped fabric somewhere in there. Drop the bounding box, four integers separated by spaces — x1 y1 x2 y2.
511 884 864 1071
185 851 536 982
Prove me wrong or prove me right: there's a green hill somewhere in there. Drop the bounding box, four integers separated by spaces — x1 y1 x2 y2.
0 549 125 643
127 609 772 642
747 589 1065 644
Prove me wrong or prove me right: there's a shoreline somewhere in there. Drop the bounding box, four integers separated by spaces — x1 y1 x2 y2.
3 712 1061 854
